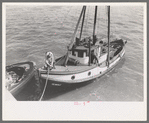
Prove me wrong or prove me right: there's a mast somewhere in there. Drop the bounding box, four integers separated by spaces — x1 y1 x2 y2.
79 6 86 40
89 6 98 66
88 37 91 66
107 6 110 67
68 6 86 50
93 6 97 45
64 6 86 66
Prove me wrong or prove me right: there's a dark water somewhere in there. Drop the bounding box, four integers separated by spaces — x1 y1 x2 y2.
6 5 144 101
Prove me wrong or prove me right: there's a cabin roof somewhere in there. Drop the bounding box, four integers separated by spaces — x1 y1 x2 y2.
72 45 99 52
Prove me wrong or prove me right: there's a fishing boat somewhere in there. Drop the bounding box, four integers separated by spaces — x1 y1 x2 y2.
39 6 127 86
5 61 36 96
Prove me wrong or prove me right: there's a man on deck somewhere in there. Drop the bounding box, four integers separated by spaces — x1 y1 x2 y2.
44 52 55 70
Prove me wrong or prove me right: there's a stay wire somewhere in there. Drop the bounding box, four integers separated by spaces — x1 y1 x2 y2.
72 6 81 38
46 6 73 39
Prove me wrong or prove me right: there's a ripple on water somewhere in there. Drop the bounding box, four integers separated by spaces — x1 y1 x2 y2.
6 6 144 101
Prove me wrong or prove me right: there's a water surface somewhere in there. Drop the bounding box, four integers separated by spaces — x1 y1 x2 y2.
6 5 144 101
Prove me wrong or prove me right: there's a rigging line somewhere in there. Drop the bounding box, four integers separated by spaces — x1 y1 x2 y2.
65 6 78 39
75 6 83 38
64 6 81 49
73 6 81 31
71 7 78 31
61 6 73 23
50 12 64 24
45 7 73 40
55 6 73 28
62 6 80 47
47 8 71 23
31 7 44 29
58 6 73 35
49 6 72 27
68 6 83 41
63 6 85 66
39 67 50 101
68 6 85 50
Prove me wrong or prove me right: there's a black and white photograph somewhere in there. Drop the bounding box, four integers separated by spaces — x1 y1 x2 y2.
2 2 147 121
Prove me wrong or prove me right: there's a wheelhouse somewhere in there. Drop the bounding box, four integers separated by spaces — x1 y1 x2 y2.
69 44 100 65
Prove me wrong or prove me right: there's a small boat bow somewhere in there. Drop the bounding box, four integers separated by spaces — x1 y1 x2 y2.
6 61 36 96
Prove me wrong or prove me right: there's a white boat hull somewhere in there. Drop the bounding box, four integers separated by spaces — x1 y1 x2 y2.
39 49 125 84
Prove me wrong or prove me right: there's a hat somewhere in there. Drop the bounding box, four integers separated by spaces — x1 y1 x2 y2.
46 52 52 56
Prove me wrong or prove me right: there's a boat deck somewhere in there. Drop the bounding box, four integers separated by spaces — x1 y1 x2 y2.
39 64 97 75
52 64 96 72
54 54 97 72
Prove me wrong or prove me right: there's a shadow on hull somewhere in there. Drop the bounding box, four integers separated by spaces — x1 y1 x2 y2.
41 79 95 101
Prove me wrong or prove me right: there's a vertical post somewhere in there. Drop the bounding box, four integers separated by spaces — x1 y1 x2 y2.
107 6 110 67
88 37 91 66
93 6 97 45
79 6 86 40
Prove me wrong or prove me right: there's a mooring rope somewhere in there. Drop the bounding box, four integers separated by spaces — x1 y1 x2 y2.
39 68 50 101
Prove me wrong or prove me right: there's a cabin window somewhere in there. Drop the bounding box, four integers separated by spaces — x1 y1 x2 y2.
72 51 75 56
83 52 86 57
72 51 78 56
78 51 84 58
72 50 86 58
74 52 78 57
